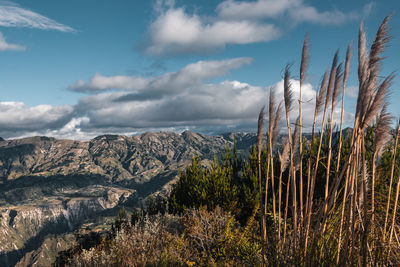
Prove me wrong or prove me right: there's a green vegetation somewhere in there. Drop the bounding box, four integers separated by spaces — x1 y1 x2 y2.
56 16 400 266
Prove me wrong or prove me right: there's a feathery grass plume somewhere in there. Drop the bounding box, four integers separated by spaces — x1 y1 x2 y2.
257 106 265 159
315 71 329 117
358 23 369 88
265 88 276 224
269 87 276 136
300 32 309 87
384 118 400 237
299 33 309 229
368 15 392 85
360 16 392 127
293 116 301 153
335 42 353 175
283 63 298 249
284 65 293 116
279 138 290 173
256 105 266 266
272 101 283 148
361 74 394 130
343 41 353 90
374 103 393 164
311 71 328 148
325 50 339 110
267 88 279 225
332 63 343 112
356 23 369 123
322 60 343 229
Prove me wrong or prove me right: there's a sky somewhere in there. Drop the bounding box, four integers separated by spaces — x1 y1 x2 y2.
0 0 399 140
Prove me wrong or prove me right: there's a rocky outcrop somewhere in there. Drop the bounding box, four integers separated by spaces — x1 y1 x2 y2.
0 185 135 266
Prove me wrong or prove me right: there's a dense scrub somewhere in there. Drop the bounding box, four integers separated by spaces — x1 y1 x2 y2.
57 207 261 266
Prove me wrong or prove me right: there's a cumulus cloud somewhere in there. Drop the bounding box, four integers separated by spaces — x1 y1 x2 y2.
69 57 253 95
0 31 25 51
0 102 74 137
146 0 372 55
0 1 74 32
146 5 280 55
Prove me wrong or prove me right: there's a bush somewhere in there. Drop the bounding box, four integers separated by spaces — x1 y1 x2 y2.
68 207 260 266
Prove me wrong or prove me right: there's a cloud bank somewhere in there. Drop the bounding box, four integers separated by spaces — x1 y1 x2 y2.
0 58 353 140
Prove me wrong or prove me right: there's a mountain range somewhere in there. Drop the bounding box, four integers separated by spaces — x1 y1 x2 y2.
0 131 256 266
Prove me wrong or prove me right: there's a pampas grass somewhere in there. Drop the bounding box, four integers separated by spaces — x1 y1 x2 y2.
283 64 298 248
256 105 266 267
257 15 400 265
299 33 309 225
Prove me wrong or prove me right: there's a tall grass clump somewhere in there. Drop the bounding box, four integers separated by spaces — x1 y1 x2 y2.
256 15 400 266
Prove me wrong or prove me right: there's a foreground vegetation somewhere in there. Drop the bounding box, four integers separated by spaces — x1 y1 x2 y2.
56 16 400 266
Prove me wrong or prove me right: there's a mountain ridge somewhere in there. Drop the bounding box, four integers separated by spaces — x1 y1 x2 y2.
0 130 257 266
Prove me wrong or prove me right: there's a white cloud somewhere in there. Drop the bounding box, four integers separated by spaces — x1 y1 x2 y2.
146 0 372 55
0 31 24 51
0 2 74 32
217 0 373 25
289 6 357 25
217 0 300 20
69 57 253 94
0 102 74 137
146 6 280 55
69 74 148 93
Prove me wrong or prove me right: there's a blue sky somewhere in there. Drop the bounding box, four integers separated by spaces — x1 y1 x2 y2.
0 0 399 139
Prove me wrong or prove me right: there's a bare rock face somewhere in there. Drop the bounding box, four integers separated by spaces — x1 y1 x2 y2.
0 184 135 266
0 131 254 266
0 131 236 184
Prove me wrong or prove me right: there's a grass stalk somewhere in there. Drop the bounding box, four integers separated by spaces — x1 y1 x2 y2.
384 120 400 237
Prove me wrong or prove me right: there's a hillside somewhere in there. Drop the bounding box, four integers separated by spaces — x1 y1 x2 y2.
0 131 255 266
